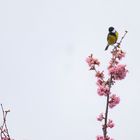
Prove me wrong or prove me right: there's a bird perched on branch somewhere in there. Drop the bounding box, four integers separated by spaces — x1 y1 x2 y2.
105 27 118 51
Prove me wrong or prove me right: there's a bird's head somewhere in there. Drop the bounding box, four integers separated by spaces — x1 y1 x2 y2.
108 27 115 33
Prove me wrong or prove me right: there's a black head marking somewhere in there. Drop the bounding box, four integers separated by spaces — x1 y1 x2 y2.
108 27 114 32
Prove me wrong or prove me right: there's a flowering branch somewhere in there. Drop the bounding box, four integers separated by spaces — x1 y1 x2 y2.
86 31 128 140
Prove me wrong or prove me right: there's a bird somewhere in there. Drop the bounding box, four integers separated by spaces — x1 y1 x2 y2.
105 27 118 51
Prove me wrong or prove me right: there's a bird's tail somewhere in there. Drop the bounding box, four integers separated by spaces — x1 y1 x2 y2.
105 44 109 51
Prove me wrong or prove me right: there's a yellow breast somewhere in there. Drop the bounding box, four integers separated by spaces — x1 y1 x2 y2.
107 35 117 45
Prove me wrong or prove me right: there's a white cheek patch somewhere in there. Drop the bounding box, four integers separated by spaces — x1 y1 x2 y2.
112 29 116 33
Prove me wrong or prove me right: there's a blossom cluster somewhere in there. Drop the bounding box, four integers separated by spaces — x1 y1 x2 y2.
86 54 100 70
108 64 128 80
86 45 128 139
97 113 114 128
109 94 120 108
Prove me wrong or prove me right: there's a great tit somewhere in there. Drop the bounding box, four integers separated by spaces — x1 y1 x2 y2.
105 27 118 51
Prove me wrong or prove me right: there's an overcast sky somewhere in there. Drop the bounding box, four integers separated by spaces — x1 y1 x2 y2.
0 0 139 140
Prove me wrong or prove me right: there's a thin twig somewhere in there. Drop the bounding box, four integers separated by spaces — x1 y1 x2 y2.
0 104 11 139
116 30 128 48
119 31 128 45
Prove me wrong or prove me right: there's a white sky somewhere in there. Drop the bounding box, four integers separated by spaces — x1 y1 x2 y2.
0 0 139 140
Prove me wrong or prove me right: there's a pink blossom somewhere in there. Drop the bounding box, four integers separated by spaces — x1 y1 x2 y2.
108 64 128 80
96 135 114 140
109 94 120 108
107 119 115 128
96 135 104 140
86 54 100 69
97 85 110 96
112 49 125 60
97 113 104 121
105 136 114 140
96 71 104 79
109 58 119 68
96 79 104 86
1 137 10 140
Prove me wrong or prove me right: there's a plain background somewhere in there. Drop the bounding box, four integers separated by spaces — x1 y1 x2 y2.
0 0 139 140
